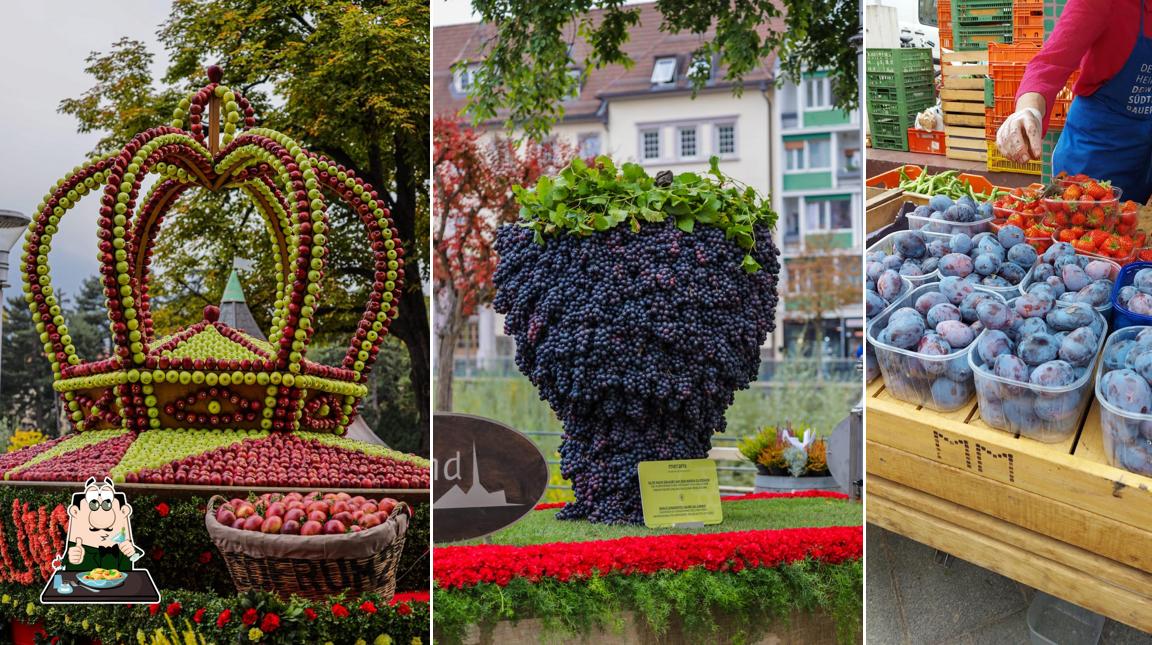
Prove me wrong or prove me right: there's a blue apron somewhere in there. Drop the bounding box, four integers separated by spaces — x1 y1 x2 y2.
1052 0 1152 203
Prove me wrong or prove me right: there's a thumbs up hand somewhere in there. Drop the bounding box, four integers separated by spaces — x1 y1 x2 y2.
68 538 84 565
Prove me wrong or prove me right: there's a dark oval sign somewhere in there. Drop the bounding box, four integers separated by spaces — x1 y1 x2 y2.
432 413 549 543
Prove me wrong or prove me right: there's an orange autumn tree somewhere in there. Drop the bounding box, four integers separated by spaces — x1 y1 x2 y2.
432 117 576 409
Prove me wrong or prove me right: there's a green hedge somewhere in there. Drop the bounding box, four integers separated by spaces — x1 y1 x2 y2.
0 585 427 644
434 559 862 645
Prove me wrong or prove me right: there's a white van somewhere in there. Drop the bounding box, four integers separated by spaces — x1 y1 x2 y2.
867 0 941 52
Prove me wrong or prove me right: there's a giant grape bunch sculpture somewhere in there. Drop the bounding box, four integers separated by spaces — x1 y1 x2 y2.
493 160 780 524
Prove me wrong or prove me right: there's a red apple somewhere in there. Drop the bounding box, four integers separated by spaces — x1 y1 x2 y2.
300 520 323 536
323 519 346 535
216 509 236 526
261 516 283 533
377 500 396 517
331 501 349 515
243 515 264 532
306 501 328 515
359 513 382 529
281 520 301 535
235 503 256 519
361 503 377 515
350 525 363 532
331 511 353 526
266 502 286 518
231 518 246 530
308 510 327 523
284 508 306 524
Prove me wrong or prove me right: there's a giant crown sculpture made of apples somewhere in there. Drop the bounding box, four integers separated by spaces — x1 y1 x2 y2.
0 67 428 489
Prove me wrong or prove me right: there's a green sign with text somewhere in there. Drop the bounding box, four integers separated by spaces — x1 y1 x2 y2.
637 459 723 528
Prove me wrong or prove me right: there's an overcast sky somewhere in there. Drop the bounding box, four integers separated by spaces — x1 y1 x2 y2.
0 1 171 301
434 0 479 26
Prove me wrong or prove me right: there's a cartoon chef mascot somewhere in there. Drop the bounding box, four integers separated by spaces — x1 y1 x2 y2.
62 477 141 571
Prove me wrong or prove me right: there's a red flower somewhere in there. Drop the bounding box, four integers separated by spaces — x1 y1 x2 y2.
432 525 863 589
198 551 213 564
241 608 259 626
154 502 170 517
260 613 280 633
193 608 206 624
331 603 350 618
166 601 181 617
148 603 160 616
396 602 412 616
151 547 164 561
304 608 317 621
216 609 232 628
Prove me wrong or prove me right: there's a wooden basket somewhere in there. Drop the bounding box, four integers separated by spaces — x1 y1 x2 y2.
205 495 408 601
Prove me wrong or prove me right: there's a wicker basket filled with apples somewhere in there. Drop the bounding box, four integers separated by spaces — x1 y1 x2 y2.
206 491 408 600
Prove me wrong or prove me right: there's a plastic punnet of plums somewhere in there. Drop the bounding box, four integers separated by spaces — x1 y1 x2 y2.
493 157 780 524
1097 325 1152 476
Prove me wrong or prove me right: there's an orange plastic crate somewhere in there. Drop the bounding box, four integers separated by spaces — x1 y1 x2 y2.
866 164 924 190
939 0 954 50
1013 0 1044 46
987 43 1077 130
908 128 947 155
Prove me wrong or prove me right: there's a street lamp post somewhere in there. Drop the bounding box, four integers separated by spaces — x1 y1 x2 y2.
0 210 31 399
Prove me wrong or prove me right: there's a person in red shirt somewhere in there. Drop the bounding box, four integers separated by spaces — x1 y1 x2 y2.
997 0 1152 202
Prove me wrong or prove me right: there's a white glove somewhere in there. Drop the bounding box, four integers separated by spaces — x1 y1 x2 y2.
996 107 1043 163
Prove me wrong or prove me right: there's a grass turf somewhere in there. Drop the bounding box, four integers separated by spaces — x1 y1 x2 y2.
453 496 862 546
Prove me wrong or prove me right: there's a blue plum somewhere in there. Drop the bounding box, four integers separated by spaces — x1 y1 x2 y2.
1030 360 1077 388
927 303 962 328
1058 328 1098 367
937 320 976 349
1018 333 1060 366
1046 302 1096 331
940 276 975 305
1101 369 1152 414
997 225 1026 248
915 291 951 316
978 330 1014 364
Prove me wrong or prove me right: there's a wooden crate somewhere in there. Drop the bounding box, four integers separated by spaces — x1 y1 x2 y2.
941 51 989 161
866 378 1152 632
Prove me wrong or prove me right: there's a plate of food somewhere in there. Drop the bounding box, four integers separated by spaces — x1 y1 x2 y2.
78 568 127 589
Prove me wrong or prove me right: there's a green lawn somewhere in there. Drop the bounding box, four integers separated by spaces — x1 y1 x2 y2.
457 497 863 547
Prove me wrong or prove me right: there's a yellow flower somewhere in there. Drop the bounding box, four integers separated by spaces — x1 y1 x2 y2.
411 638 422 645
2 593 10 604
137 628 147 645
82 619 89 629
248 627 264 641
25 602 35 616
374 636 393 645
355 640 367 645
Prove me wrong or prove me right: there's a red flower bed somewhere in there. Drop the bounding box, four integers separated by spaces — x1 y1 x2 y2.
434 525 862 589
532 489 848 511
719 490 849 502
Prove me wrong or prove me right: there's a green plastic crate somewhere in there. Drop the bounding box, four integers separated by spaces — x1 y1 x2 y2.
867 96 936 119
872 134 909 152
867 48 933 75
956 26 1013 50
1041 128 1063 184
867 85 936 105
985 77 995 107
867 70 934 89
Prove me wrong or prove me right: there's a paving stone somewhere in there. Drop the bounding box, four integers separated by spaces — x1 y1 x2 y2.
872 527 1028 644
866 525 907 644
